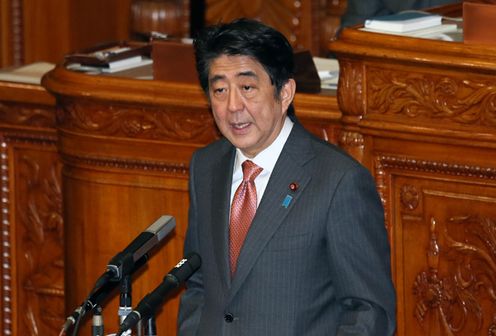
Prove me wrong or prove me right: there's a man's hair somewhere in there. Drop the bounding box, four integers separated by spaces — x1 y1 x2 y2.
193 18 296 116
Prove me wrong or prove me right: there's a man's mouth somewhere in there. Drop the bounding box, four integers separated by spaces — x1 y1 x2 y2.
231 122 251 130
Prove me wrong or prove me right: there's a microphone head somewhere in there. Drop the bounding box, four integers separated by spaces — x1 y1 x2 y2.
131 215 176 264
146 215 176 241
170 253 201 282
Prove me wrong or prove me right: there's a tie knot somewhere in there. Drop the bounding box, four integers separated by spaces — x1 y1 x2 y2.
242 160 263 182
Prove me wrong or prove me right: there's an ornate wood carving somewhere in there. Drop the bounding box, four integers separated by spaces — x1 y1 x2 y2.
400 184 420 211
10 0 24 65
367 67 496 127
375 155 496 180
0 134 64 336
57 100 219 143
0 102 56 128
336 59 365 162
337 60 364 117
337 130 364 163
18 149 64 335
339 130 363 147
0 140 13 336
374 153 496 238
374 152 496 335
373 153 388 223
413 215 496 335
62 153 189 175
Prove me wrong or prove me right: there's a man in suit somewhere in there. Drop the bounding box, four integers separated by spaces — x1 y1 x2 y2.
177 18 396 335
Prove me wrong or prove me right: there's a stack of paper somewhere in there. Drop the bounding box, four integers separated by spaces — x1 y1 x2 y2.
313 57 339 90
64 42 152 74
361 11 460 40
364 11 443 33
66 56 153 74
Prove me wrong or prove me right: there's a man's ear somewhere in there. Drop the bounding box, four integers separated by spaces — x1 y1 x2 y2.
280 78 296 114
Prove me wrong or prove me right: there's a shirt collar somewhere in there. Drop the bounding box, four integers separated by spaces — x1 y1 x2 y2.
234 116 294 176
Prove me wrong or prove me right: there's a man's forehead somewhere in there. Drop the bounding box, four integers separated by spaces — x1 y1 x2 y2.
208 55 266 80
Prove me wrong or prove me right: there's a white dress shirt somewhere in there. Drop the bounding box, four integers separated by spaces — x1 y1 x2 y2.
230 116 294 207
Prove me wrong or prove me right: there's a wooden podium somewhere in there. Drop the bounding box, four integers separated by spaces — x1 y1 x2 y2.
330 3 496 335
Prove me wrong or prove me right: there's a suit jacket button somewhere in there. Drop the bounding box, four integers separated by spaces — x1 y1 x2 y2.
224 313 234 323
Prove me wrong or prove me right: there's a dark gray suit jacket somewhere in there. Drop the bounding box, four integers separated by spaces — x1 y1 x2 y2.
178 123 396 335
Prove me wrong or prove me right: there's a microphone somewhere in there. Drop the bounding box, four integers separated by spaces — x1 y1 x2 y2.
61 215 175 335
117 253 201 335
106 215 176 282
60 254 149 334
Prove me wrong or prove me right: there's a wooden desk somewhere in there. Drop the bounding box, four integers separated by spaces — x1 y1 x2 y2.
330 4 496 335
4 67 343 336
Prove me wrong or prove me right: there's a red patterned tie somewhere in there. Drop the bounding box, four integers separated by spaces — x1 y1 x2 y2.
229 160 263 276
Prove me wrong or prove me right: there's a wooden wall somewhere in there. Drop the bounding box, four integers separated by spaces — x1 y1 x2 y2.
0 0 133 67
0 0 348 67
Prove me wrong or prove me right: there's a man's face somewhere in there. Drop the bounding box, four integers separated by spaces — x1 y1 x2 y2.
208 55 294 158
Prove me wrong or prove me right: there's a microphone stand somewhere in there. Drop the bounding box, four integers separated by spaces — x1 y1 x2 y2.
143 317 157 336
118 274 134 335
91 305 104 336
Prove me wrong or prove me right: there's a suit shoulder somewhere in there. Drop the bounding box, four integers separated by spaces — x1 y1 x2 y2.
192 138 231 159
189 138 233 175
302 128 363 171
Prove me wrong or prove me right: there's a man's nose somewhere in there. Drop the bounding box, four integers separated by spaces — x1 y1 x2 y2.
227 89 243 112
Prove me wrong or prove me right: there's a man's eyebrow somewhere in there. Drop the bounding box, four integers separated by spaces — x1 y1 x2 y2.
209 71 258 84
237 70 257 79
209 74 225 84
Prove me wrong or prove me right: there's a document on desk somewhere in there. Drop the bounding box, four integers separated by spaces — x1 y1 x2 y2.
360 24 459 41
364 11 442 33
313 57 339 90
0 62 55 85
66 57 153 74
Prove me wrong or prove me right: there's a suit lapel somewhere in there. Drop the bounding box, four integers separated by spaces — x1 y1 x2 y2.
210 143 236 289
228 124 316 300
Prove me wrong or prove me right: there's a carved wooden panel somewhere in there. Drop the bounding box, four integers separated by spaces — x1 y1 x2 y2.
0 134 63 336
366 65 496 130
13 142 63 336
375 154 496 336
0 102 56 128
57 99 219 143
0 82 62 336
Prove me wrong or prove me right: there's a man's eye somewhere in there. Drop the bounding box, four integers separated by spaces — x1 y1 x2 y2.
213 87 226 94
242 85 253 91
